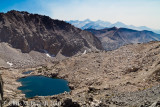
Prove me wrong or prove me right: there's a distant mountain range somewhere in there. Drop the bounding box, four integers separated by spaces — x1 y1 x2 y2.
67 19 160 34
86 27 160 51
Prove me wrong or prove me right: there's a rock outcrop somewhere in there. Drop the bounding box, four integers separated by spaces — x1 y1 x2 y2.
0 10 103 57
86 27 160 50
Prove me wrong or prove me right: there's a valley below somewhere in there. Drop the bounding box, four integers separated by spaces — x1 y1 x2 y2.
1 41 160 107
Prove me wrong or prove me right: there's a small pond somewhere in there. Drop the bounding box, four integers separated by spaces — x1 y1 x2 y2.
22 71 34 74
17 76 71 98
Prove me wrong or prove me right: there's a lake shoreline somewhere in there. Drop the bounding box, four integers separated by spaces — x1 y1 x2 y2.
17 75 71 98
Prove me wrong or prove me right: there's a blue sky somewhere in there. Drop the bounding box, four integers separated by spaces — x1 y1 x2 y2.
0 0 160 29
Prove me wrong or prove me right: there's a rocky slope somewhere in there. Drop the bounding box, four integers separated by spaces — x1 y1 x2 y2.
2 41 160 106
86 27 160 50
37 41 160 106
0 42 56 68
0 10 103 57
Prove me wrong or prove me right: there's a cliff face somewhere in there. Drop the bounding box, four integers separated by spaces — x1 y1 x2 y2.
0 10 103 57
86 27 160 50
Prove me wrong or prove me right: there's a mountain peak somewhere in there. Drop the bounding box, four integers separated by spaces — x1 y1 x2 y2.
7 10 17 13
115 21 124 24
7 10 27 14
109 27 118 30
113 22 126 27
84 19 91 21
96 20 104 22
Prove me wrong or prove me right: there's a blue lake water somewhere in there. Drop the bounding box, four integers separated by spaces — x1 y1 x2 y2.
17 76 71 98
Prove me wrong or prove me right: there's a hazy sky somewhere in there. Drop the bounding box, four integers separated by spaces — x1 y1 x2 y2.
0 0 160 29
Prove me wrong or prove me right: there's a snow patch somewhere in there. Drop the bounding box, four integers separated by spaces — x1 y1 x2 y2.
42 49 55 57
83 50 87 55
7 62 13 67
46 53 51 58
